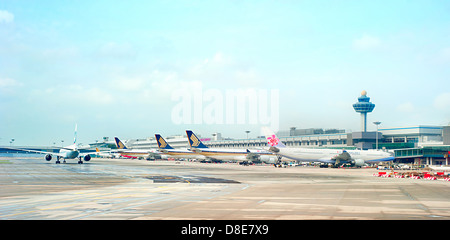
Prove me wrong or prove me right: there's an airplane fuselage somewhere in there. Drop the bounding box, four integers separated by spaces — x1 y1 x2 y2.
115 149 164 160
276 148 394 164
191 148 250 162
159 148 206 160
59 148 79 159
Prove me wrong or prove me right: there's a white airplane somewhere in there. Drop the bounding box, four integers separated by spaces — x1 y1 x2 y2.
94 148 115 158
155 134 206 160
246 148 280 164
113 137 163 160
262 127 395 168
186 130 276 163
7 124 96 164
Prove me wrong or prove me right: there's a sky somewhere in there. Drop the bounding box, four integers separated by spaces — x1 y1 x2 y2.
1 0 450 146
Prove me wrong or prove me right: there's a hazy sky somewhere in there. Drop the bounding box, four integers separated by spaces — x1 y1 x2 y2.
1 0 450 146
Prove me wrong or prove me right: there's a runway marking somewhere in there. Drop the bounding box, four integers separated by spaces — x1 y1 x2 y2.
1 188 177 219
398 186 432 214
5 157 450 219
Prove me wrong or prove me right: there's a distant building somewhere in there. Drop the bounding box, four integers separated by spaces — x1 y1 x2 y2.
121 90 450 166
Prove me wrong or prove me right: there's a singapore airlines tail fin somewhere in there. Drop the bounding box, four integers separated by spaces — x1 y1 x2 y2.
186 130 209 149
262 127 286 148
114 137 128 149
155 134 174 149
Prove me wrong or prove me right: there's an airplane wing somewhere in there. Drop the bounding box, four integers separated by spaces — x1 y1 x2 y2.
3 147 67 157
364 157 395 163
5 147 106 158
318 158 336 164
81 148 112 157
78 152 97 158
331 150 352 165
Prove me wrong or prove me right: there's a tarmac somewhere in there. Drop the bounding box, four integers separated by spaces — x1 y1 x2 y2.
1 156 450 220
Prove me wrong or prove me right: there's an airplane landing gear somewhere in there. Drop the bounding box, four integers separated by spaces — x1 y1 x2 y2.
274 160 283 168
55 157 67 164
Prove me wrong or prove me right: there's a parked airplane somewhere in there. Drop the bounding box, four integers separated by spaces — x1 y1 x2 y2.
246 148 279 164
6 124 96 164
155 134 206 160
185 130 276 163
95 148 115 158
113 137 163 160
262 127 395 168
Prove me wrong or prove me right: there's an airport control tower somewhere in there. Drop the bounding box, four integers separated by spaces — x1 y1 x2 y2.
352 90 375 132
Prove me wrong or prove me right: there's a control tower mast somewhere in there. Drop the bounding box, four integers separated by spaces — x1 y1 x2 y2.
352 90 375 132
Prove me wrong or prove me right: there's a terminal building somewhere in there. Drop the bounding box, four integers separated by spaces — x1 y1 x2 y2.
122 124 450 166
2 91 449 167
124 91 450 167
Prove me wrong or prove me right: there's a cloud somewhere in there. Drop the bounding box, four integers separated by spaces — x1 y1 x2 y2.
0 77 23 94
434 92 450 111
0 77 22 88
108 69 200 107
353 34 381 50
189 51 254 87
30 85 113 107
235 68 261 87
440 47 450 61
0 10 14 23
97 42 137 59
396 102 414 113
192 52 230 73
112 77 146 92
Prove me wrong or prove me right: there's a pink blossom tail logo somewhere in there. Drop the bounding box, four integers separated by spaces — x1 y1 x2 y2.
267 135 279 146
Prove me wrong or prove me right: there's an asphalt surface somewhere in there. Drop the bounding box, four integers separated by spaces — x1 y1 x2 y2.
1 156 450 220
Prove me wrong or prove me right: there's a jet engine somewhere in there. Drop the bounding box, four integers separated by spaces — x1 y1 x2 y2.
45 154 52 161
268 146 280 153
259 155 277 164
84 155 91 161
353 159 365 167
146 152 162 160
245 152 260 162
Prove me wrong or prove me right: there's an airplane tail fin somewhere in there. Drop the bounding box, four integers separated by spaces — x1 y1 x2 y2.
186 130 208 149
261 127 286 148
114 137 128 149
155 134 174 149
73 124 78 144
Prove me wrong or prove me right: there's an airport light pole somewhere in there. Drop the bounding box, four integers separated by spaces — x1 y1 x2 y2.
245 131 250 148
373 121 381 150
